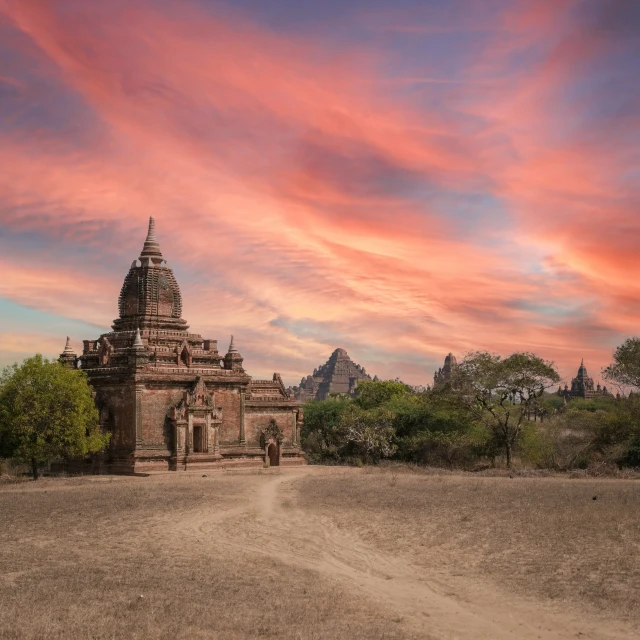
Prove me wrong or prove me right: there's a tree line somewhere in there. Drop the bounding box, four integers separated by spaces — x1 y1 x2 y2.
2 339 640 478
302 341 640 470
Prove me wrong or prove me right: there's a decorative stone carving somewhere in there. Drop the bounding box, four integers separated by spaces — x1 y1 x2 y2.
259 418 283 448
189 377 211 406
177 340 192 367
167 378 222 457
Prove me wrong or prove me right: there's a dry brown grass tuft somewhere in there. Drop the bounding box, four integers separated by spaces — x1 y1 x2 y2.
298 469 640 625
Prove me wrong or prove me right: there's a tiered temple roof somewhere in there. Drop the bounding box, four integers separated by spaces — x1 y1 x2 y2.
79 217 241 374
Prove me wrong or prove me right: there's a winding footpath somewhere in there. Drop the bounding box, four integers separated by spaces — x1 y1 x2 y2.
171 467 637 640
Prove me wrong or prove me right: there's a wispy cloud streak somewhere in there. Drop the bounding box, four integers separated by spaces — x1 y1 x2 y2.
0 0 637 384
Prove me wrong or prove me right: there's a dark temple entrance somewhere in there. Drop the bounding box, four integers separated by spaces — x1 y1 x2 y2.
193 425 203 453
267 443 279 467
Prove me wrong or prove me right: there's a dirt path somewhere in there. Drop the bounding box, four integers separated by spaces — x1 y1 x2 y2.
172 468 635 640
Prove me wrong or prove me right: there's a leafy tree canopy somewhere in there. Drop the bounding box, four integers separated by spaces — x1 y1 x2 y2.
0 355 109 479
339 404 397 462
454 351 560 467
603 337 640 390
354 379 408 409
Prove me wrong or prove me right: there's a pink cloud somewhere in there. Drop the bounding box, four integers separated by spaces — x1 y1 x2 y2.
0 0 637 384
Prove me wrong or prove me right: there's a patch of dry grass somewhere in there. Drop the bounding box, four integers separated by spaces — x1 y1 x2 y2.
299 468 640 625
0 473 414 640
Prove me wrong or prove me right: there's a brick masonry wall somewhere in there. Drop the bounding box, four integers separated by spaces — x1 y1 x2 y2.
95 385 131 450
141 387 184 449
89 374 301 467
217 389 241 444
244 410 296 446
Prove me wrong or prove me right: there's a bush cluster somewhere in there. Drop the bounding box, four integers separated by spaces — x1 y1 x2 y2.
302 379 640 472
302 380 488 467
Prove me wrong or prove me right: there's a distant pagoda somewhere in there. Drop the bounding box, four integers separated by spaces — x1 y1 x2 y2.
290 348 375 401
557 359 612 400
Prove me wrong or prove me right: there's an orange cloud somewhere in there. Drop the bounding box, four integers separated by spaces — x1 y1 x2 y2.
0 0 637 384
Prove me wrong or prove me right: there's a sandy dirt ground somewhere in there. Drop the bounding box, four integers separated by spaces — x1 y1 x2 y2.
1 466 638 639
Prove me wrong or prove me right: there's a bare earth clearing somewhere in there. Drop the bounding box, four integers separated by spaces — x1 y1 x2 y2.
1 467 638 640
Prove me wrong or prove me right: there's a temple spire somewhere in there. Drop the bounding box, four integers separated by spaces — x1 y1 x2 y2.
140 216 163 258
578 358 587 377
224 335 243 371
59 336 77 368
62 336 75 355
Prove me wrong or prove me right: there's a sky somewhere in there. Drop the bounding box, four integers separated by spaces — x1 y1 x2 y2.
0 0 639 388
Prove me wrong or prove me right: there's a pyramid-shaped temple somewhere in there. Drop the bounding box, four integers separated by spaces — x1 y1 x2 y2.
291 348 374 401
60 218 304 472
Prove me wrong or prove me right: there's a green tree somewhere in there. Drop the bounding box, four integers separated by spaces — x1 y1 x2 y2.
0 355 109 479
455 351 560 467
388 389 482 465
603 337 640 390
538 391 565 415
354 379 408 409
338 404 397 463
300 395 352 461
590 395 640 468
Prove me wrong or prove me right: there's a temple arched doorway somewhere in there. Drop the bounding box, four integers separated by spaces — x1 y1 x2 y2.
267 443 279 467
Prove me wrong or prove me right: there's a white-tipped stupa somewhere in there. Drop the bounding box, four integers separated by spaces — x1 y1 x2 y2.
62 336 75 355
133 327 145 349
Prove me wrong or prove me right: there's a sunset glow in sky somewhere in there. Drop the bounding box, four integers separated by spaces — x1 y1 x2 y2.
1 0 639 386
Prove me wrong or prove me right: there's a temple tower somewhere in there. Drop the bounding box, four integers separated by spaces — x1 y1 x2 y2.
71 218 304 472
433 353 458 388
115 217 186 333
558 359 612 400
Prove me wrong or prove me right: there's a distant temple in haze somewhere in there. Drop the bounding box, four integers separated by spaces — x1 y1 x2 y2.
558 359 613 400
433 353 458 388
289 348 375 401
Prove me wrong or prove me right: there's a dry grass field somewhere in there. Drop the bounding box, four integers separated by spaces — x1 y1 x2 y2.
1 467 639 640
300 467 640 637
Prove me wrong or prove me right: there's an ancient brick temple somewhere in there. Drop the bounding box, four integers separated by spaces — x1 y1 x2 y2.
290 348 375 401
557 359 612 401
61 218 305 472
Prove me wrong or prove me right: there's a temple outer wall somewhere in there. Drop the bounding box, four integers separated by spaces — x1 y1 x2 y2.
217 389 242 444
244 409 298 447
84 375 304 473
